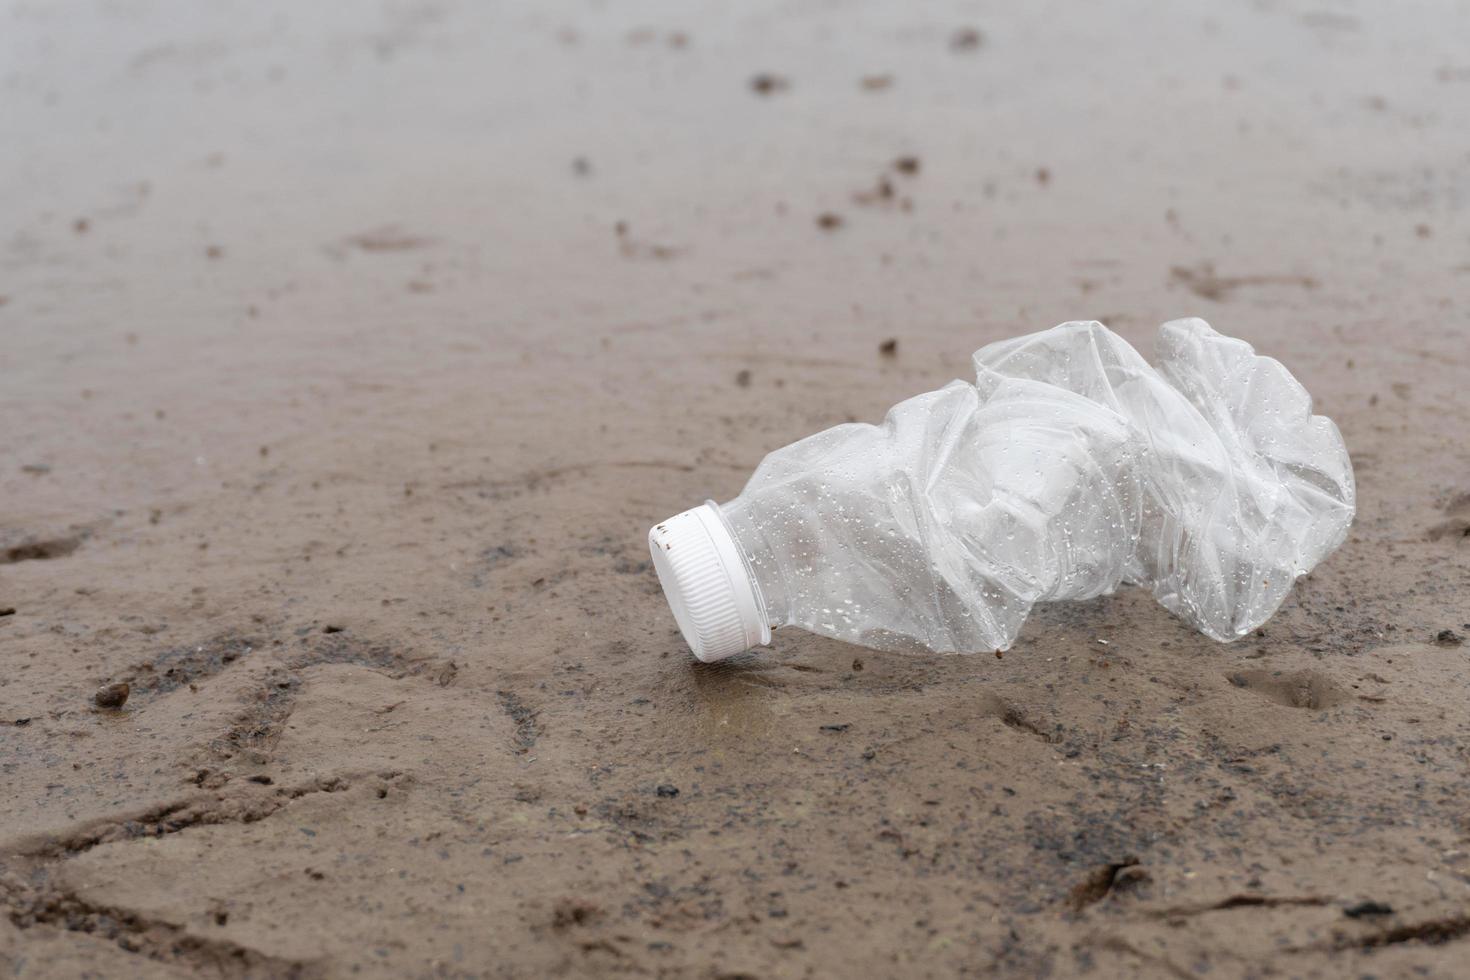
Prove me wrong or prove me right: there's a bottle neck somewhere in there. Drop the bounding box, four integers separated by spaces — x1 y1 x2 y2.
715 496 790 627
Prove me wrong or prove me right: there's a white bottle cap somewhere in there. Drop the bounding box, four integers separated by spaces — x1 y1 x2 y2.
648 503 771 663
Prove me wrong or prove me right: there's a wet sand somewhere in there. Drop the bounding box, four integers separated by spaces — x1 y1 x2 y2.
3 2 1469 976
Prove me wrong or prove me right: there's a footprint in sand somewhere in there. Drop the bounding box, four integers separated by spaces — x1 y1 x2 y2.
1227 670 1351 710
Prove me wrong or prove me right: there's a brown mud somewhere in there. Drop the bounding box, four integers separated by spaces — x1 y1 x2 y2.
3 1 1469 977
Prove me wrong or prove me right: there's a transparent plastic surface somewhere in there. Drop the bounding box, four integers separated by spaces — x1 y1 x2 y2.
720 319 1355 653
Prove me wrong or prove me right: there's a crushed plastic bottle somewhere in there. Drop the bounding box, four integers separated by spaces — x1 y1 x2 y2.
649 319 1355 662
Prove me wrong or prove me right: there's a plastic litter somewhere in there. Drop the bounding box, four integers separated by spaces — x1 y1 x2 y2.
650 319 1355 662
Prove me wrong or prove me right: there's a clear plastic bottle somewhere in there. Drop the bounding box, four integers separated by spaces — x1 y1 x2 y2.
649 319 1355 662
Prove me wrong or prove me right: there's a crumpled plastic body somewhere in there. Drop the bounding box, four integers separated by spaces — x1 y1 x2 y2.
720 319 1356 653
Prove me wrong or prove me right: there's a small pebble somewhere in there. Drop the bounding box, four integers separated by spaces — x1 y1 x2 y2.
656 784 679 798
893 156 920 176
950 27 983 52
750 73 789 95
94 682 130 710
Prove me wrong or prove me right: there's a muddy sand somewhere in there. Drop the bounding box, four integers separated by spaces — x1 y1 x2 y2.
3 2 1469 977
